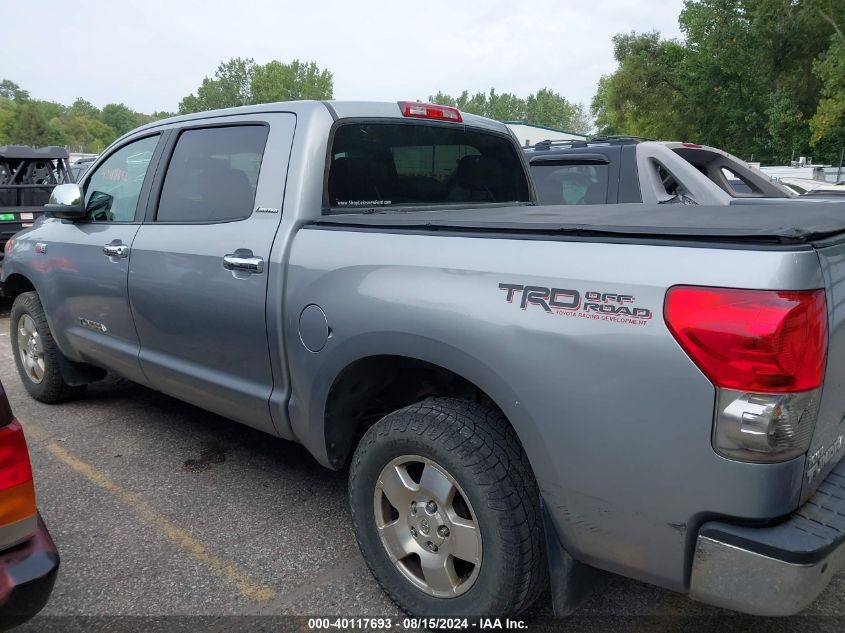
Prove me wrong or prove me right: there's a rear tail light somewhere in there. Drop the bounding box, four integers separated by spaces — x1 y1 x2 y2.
0 385 36 534
399 102 462 123
0 422 33 491
0 421 36 526
665 286 828 462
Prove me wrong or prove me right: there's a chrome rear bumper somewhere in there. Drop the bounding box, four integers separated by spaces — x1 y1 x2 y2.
690 458 845 616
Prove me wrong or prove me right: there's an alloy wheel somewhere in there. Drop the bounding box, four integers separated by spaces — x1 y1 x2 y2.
17 314 45 384
373 455 482 598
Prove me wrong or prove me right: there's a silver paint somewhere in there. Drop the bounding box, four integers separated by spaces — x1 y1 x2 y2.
0 100 836 602
689 534 845 616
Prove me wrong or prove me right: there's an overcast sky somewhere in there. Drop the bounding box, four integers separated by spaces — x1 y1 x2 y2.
4 0 685 115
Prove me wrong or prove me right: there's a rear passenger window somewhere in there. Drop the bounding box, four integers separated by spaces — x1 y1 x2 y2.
156 126 268 223
531 163 609 205
327 123 530 211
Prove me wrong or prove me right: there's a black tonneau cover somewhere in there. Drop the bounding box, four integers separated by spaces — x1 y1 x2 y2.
314 202 845 245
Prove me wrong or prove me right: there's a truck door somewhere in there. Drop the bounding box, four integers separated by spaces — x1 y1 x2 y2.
127 114 296 434
35 133 164 383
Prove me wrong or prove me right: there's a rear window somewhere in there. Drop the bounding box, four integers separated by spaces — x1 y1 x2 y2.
531 163 609 205
326 123 530 211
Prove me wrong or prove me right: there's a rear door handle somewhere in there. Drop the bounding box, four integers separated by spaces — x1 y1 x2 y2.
103 242 129 258
223 250 264 274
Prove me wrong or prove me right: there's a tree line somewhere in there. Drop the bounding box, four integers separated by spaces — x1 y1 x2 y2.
0 57 335 154
0 56 590 154
177 58 334 114
592 0 845 164
429 88 590 134
177 60 591 132
3 0 843 164
0 80 171 153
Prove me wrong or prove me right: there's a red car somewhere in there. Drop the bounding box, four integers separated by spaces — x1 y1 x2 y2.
0 380 58 629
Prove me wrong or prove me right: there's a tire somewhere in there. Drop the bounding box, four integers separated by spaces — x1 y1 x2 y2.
10 292 85 404
349 397 547 617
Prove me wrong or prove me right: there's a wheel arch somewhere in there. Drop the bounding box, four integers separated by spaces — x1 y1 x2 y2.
5 278 105 387
1 272 36 298
291 332 546 477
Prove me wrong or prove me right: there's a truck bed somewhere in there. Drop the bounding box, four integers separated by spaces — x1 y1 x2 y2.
313 202 845 246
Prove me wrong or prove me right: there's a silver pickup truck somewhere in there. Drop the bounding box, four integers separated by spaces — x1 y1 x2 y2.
4 100 845 618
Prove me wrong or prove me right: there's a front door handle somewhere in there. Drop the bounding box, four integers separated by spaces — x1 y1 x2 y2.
103 242 129 258
223 250 264 274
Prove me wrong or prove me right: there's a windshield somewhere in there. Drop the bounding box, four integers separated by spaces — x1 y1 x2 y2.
326 122 531 212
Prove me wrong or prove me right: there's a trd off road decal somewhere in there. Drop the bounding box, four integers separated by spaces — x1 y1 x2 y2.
499 283 653 326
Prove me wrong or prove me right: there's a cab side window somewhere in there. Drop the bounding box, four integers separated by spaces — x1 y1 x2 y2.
655 162 696 204
156 125 268 223
84 135 159 222
532 163 609 205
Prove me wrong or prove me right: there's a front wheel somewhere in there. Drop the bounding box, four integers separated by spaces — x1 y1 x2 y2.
349 398 547 617
10 292 85 403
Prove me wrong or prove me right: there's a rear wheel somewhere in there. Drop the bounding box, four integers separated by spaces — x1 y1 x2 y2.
10 292 85 403
373 454 483 598
349 397 547 616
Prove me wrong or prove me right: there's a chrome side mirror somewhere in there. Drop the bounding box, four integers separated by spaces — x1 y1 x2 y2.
44 184 84 219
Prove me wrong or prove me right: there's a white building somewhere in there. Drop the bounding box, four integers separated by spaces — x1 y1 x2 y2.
504 121 587 148
759 164 839 183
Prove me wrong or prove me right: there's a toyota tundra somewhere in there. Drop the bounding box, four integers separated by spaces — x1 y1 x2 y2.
3 100 845 617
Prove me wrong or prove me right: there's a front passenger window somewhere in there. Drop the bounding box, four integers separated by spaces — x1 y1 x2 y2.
84 135 159 222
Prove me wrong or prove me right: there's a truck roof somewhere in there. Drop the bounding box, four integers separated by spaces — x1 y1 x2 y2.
313 201 845 246
126 100 512 140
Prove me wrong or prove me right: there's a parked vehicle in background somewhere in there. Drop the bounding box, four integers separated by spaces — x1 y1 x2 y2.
68 157 97 184
6 101 845 618
777 176 845 196
525 138 804 206
0 146 73 270
0 380 59 630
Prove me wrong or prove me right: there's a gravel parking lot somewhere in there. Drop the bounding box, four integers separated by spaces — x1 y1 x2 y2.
1 296 844 632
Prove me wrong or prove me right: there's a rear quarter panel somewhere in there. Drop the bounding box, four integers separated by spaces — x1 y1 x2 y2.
284 227 820 591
